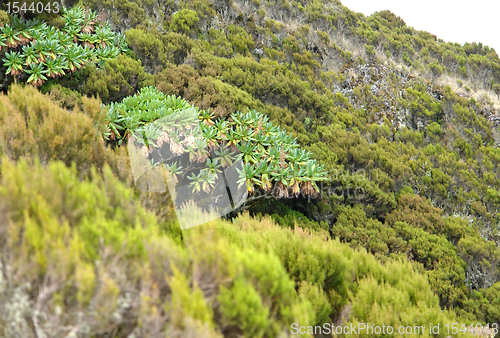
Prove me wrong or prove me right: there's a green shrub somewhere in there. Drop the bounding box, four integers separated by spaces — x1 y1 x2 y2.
386 194 445 234
426 121 443 142
0 10 8 26
429 62 444 77
316 29 330 45
364 44 376 58
169 9 199 35
228 25 255 55
81 54 154 103
41 83 82 110
0 84 106 175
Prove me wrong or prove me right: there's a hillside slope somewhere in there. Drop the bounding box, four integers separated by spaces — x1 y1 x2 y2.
0 0 500 336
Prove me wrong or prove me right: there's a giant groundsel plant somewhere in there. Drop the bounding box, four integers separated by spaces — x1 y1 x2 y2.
105 86 328 202
0 6 128 87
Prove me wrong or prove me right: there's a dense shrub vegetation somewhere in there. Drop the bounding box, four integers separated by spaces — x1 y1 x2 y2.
0 0 500 336
0 84 107 174
0 153 476 337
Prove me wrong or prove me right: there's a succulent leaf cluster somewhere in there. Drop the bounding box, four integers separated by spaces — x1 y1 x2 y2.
105 86 328 198
0 6 128 87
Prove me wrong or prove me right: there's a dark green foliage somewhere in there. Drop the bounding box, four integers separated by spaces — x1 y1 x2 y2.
270 207 329 233
40 82 82 109
386 194 445 234
80 53 154 103
331 204 403 258
332 195 500 319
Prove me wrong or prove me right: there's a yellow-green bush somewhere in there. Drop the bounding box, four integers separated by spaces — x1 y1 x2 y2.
0 10 8 26
0 157 159 336
0 84 106 175
169 9 199 35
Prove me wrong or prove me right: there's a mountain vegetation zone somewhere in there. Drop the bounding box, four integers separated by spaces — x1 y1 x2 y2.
0 0 500 336
54 0 500 322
